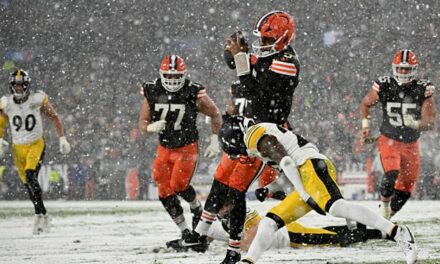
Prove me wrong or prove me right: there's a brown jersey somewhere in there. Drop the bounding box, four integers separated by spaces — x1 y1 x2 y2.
373 76 434 142
143 79 205 148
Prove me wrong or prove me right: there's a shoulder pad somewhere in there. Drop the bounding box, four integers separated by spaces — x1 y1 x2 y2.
416 79 432 87
0 96 8 110
142 79 157 88
376 76 392 84
189 81 202 88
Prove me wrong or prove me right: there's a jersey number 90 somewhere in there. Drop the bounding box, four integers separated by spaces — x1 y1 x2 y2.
12 114 36 132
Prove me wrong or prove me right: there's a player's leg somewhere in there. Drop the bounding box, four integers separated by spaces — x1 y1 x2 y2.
391 141 420 217
153 145 190 238
222 159 266 264
179 154 237 253
21 138 47 234
171 142 202 230
318 156 417 263
377 135 401 219
242 191 311 263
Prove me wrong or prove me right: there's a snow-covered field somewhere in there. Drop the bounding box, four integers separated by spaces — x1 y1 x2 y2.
1 200 440 264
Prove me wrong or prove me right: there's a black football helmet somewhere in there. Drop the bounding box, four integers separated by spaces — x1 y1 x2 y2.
9 69 31 101
219 114 248 157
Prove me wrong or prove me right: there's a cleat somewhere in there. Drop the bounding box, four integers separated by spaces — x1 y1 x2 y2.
239 258 254 264
41 214 50 233
181 232 209 253
220 249 241 264
190 205 203 229
166 239 189 252
380 201 391 219
181 228 191 240
394 225 418 264
32 214 43 235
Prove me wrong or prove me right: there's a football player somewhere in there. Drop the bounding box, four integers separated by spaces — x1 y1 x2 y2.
184 10 301 261
0 69 71 235
168 205 388 253
218 116 418 264
139 55 221 240
360 49 437 219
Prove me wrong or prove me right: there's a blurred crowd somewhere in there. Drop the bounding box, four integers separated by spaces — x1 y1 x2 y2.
0 0 439 200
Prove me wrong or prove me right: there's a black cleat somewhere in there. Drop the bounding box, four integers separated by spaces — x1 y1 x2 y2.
191 205 203 229
165 239 189 252
181 232 209 253
220 249 241 264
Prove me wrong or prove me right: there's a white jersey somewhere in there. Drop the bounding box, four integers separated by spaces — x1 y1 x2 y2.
244 123 328 166
0 91 48 145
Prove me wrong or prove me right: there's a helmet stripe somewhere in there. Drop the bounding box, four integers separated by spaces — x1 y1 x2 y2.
402 49 408 64
170 55 176 70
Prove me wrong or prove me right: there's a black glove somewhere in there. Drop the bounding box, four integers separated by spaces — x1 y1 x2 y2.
271 191 287 200
255 188 269 202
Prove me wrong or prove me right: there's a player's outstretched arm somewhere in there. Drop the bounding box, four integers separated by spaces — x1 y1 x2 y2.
417 96 437 131
257 135 325 215
41 101 70 154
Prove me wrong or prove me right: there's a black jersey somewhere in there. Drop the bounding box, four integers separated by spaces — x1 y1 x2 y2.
374 76 434 142
238 46 300 124
143 79 205 148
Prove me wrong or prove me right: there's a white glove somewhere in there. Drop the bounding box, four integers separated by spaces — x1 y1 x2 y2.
204 134 220 158
403 114 420 130
146 120 167 133
59 136 71 154
0 138 9 158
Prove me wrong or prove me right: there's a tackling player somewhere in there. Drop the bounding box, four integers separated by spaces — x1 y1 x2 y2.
0 69 71 234
360 49 437 219
219 115 418 264
139 55 221 240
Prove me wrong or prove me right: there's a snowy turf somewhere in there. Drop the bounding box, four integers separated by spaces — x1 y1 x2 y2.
1 200 440 264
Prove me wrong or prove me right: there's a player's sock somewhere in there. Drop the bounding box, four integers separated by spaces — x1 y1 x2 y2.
328 199 395 235
195 210 216 235
159 195 189 232
244 217 278 262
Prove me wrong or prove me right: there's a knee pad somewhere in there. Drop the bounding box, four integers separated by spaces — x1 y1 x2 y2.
177 185 196 202
390 190 411 213
159 195 183 219
380 170 399 197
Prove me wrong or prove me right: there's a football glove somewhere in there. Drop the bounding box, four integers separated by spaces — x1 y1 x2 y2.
146 120 167 133
59 136 71 154
255 188 269 202
0 138 9 158
403 114 420 130
204 134 220 158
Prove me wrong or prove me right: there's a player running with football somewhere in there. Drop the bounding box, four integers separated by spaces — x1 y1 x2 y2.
0 69 71 234
182 11 300 264
360 49 436 219
139 54 221 241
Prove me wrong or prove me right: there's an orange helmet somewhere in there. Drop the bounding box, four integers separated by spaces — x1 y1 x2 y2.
252 11 295 57
392 49 418 84
159 55 187 92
